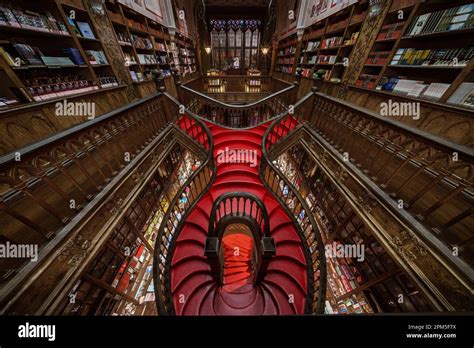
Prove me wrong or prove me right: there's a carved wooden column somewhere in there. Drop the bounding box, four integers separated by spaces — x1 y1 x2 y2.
342 0 392 86
82 0 138 101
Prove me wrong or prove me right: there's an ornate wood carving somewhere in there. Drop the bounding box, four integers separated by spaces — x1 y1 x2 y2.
298 129 473 311
82 0 137 101
342 1 392 85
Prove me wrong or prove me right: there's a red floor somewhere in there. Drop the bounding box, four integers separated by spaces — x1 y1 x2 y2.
171 120 306 315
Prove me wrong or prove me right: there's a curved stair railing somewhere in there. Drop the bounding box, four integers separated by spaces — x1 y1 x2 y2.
152 101 216 315
307 91 474 281
177 79 298 128
260 92 327 314
204 192 276 285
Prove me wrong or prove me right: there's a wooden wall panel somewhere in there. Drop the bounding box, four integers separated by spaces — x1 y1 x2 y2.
0 87 128 155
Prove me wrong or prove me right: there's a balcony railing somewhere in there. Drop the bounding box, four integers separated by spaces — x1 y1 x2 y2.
260 87 473 282
260 92 327 314
177 78 298 128
309 92 474 273
0 92 181 284
184 75 291 95
205 192 275 285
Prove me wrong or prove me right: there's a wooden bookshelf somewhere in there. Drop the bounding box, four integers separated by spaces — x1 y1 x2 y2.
174 32 197 81
275 33 298 76
0 0 120 110
354 0 474 110
294 0 368 83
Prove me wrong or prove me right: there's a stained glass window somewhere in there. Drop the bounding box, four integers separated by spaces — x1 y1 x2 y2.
208 19 262 68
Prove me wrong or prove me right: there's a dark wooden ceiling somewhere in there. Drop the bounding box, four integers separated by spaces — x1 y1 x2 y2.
204 0 270 19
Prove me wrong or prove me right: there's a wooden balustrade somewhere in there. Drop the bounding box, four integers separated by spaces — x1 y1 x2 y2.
306 93 473 269
153 108 215 315
178 79 298 128
260 93 326 314
0 93 183 284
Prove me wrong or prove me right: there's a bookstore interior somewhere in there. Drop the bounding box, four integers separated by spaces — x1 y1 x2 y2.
0 0 472 334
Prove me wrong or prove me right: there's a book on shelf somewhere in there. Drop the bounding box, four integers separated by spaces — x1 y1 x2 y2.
12 43 44 65
0 96 19 108
344 32 359 46
67 17 81 36
356 74 378 89
377 22 405 41
63 48 85 65
391 47 474 67
76 22 96 39
447 82 474 108
366 51 391 65
421 82 450 100
392 79 423 95
85 50 108 65
406 4 474 37
306 41 320 52
40 56 75 66
0 7 68 34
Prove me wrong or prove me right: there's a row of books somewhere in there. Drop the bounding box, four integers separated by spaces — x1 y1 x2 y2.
0 6 68 35
314 68 331 81
158 55 171 64
390 47 474 67
129 70 147 82
278 66 293 74
355 74 378 89
98 76 119 88
67 19 96 40
376 22 405 41
320 36 343 49
179 48 193 56
295 67 313 78
278 57 295 65
0 96 19 108
116 32 132 46
155 42 167 52
366 51 391 66
1 43 81 67
124 53 137 66
305 41 320 52
278 46 296 56
25 77 98 101
447 82 474 109
378 77 451 101
137 54 158 65
131 34 153 50
86 50 108 65
405 4 474 36
317 54 337 65
343 32 359 46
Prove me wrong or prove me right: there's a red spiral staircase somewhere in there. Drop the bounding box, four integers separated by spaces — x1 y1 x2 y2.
170 119 305 315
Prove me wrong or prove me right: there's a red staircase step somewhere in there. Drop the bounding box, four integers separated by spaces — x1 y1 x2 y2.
171 119 308 316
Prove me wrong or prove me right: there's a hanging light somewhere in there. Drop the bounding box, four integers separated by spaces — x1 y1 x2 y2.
204 46 212 54
368 0 385 18
261 46 270 55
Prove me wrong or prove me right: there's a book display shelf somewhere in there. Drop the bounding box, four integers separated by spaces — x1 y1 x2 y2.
246 68 261 93
276 33 298 75
0 0 120 110
175 32 197 78
295 0 368 83
105 0 162 84
355 0 474 110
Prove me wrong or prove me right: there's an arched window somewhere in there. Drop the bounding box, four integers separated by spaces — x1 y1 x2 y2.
209 19 262 69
